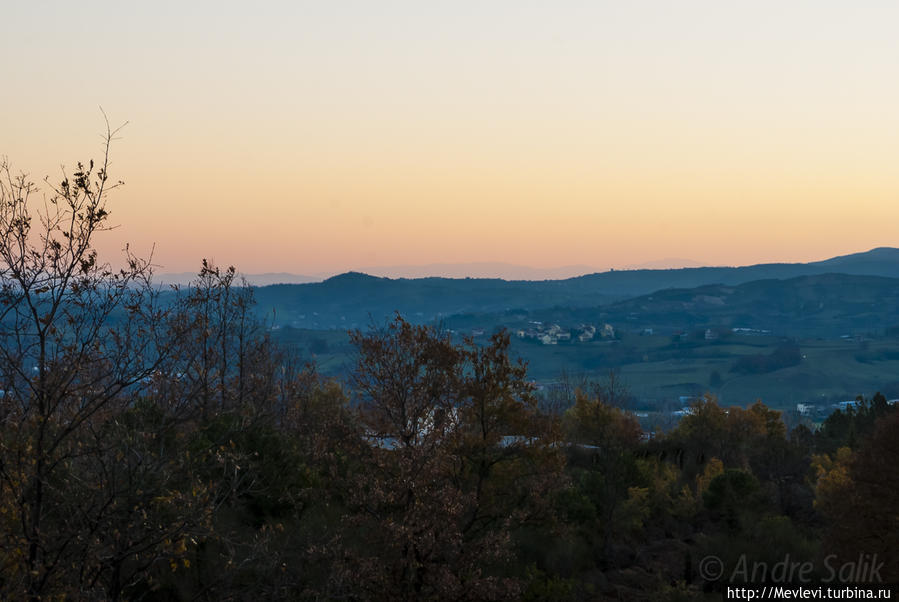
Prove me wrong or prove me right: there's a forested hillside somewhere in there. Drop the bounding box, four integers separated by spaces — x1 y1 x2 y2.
244 248 899 330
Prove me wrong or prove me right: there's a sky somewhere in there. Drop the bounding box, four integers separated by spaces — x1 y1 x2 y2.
2 1 898 278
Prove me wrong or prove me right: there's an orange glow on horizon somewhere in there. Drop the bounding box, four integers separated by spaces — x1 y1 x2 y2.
3 2 897 277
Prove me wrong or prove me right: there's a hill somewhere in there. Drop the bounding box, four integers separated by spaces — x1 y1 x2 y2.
253 272 619 329
523 272 899 339
252 248 899 329
565 247 899 297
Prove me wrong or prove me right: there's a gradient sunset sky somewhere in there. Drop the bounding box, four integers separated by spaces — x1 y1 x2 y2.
3 1 898 277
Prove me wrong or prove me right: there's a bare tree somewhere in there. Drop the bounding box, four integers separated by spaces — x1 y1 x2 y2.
0 119 211 599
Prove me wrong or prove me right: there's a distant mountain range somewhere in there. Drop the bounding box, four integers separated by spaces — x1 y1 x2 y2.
621 258 708 270
158 248 898 287
358 259 711 279
157 259 712 284
155 272 322 287
357 262 604 280
246 247 899 332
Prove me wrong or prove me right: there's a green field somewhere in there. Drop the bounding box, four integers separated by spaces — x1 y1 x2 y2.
512 334 899 408
274 326 899 412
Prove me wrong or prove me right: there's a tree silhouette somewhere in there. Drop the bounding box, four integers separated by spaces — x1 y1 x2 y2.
333 317 563 600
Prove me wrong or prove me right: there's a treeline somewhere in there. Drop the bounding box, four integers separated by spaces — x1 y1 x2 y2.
1 146 897 600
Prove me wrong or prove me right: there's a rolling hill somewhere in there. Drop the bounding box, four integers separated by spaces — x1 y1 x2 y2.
249 247 899 330
511 273 899 339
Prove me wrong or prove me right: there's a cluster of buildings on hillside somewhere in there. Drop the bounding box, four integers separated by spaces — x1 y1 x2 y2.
796 398 899 417
515 322 615 345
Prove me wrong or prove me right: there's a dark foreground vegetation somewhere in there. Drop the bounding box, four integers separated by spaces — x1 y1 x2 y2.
1 141 897 600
